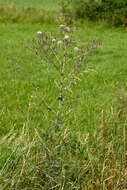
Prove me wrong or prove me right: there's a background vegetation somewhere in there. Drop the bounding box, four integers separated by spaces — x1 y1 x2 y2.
62 0 127 26
0 0 59 9
0 0 126 189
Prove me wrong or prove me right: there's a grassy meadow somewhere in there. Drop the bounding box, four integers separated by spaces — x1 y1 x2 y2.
0 0 60 9
0 0 127 189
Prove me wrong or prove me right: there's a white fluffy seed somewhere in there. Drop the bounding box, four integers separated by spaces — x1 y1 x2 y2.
57 40 63 45
65 27 71 32
52 38 56 43
74 47 79 52
37 31 42 35
59 24 65 29
64 35 69 40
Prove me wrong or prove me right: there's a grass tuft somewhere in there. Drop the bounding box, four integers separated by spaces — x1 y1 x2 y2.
0 121 126 189
0 5 57 23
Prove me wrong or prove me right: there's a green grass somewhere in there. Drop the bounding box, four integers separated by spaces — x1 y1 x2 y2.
0 0 60 10
0 22 58 136
0 22 127 136
0 2 127 189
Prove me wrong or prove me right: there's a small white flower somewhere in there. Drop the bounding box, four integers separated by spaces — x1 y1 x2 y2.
52 38 56 43
74 47 79 52
57 40 63 45
37 31 42 35
64 35 69 40
59 24 65 29
65 27 71 32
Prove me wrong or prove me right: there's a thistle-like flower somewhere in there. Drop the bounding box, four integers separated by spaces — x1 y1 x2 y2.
57 40 63 45
59 24 65 29
37 31 42 35
65 27 71 32
64 35 69 40
52 38 56 43
74 47 79 52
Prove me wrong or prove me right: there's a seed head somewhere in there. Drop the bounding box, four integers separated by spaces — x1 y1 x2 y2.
65 27 71 32
37 31 42 35
74 47 79 52
52 38 56 43
59 24 65 29
64 35 69 40
57 40 63 45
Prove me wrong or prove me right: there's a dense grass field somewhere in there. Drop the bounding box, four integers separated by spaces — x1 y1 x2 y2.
0 0 127 189
0 0 59 9
0 22 127 136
